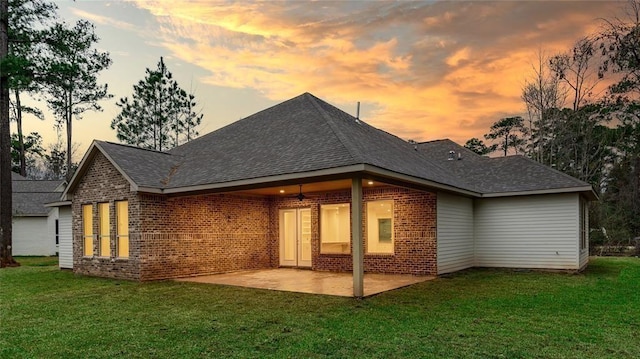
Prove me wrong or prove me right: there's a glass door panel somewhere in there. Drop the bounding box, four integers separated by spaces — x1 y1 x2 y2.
279 208 312 267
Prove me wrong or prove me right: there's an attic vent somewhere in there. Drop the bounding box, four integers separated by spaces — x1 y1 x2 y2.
448 150 456 160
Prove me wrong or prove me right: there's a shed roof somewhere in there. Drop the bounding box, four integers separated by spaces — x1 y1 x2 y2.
12 174 64 216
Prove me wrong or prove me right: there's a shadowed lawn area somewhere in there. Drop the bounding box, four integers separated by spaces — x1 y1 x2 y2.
1 257 639 358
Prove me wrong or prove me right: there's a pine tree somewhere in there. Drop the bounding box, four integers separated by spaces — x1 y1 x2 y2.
7 0 56 176
42 19 112 181
0 0 17 267
111 57 202 151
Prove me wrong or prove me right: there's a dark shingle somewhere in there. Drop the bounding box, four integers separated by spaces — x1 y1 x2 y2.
11 173 64 216
166 93 357 187
417 139 589 194
91 92 592 197
95 141 183 188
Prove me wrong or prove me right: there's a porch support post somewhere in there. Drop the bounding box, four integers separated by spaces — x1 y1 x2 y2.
351 176 364 297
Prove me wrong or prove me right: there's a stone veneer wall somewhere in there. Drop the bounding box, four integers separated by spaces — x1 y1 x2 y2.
270 186 437 275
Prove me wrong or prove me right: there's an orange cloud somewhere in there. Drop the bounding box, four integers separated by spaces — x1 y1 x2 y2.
130 0 621 145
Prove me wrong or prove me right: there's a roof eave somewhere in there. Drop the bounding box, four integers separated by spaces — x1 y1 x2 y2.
158 164 368 195
13 213 48 217
133 163 482 198
480 186 598 200
361 164 481 197
44 200 72 208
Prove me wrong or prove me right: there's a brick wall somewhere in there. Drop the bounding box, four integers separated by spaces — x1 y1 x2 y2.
270 186 437 275
138 193 271 280
73 151 437 280
72 152 141 279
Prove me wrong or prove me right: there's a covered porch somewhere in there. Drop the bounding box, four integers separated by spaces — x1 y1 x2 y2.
136 175 439 297
176 268 435 297
228 175 438 297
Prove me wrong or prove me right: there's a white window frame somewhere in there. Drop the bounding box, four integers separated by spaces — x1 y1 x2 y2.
320 203 351 254
98 202 110 257
116 200 129 259
82 204 93 257
366 200 394 254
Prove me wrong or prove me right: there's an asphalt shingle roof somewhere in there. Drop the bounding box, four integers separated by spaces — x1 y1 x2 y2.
12 174 63 216
167 94 357 187
416 139 589 193
82 92 592 197
96 141 182 188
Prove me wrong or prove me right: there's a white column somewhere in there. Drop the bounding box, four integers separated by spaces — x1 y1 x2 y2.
351 177 363 297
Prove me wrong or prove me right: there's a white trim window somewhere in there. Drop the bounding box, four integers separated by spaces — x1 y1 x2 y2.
82 204 93 257
366 200 394 254
116 200 129 258
98 202 110 257
320 203 351 254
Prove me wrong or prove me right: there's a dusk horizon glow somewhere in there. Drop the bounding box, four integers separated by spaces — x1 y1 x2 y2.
12 1 623 160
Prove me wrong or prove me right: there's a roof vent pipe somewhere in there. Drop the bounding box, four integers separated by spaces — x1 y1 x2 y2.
355 102 360 124
458 152 462 160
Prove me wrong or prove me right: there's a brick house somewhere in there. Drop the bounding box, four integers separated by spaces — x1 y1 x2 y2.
62 93 596 296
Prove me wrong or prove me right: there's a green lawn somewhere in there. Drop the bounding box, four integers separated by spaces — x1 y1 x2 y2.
1 257 639 358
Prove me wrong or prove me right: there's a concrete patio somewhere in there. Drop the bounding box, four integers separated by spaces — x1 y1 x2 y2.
176 268 435 297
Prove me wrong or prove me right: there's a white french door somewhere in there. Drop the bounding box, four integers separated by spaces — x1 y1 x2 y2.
279 208 311 267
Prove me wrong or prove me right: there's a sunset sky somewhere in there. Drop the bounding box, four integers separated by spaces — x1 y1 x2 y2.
14 0 625 159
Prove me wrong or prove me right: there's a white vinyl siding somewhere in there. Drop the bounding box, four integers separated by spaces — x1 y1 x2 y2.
13 217 56 256
47 207 58 254
58 206 73 269
579 197 589 269
437 192 474 274
474 193 580 270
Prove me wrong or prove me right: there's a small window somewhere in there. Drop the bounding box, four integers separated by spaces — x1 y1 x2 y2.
366 200 394 254
82 204 93 256
55 219 59 246
320 203 350 254
98 202 110 257
116 201 129 258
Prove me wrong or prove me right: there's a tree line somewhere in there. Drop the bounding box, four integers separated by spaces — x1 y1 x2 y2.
5 1 202 180
464 0 640 250
0 0 203 266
